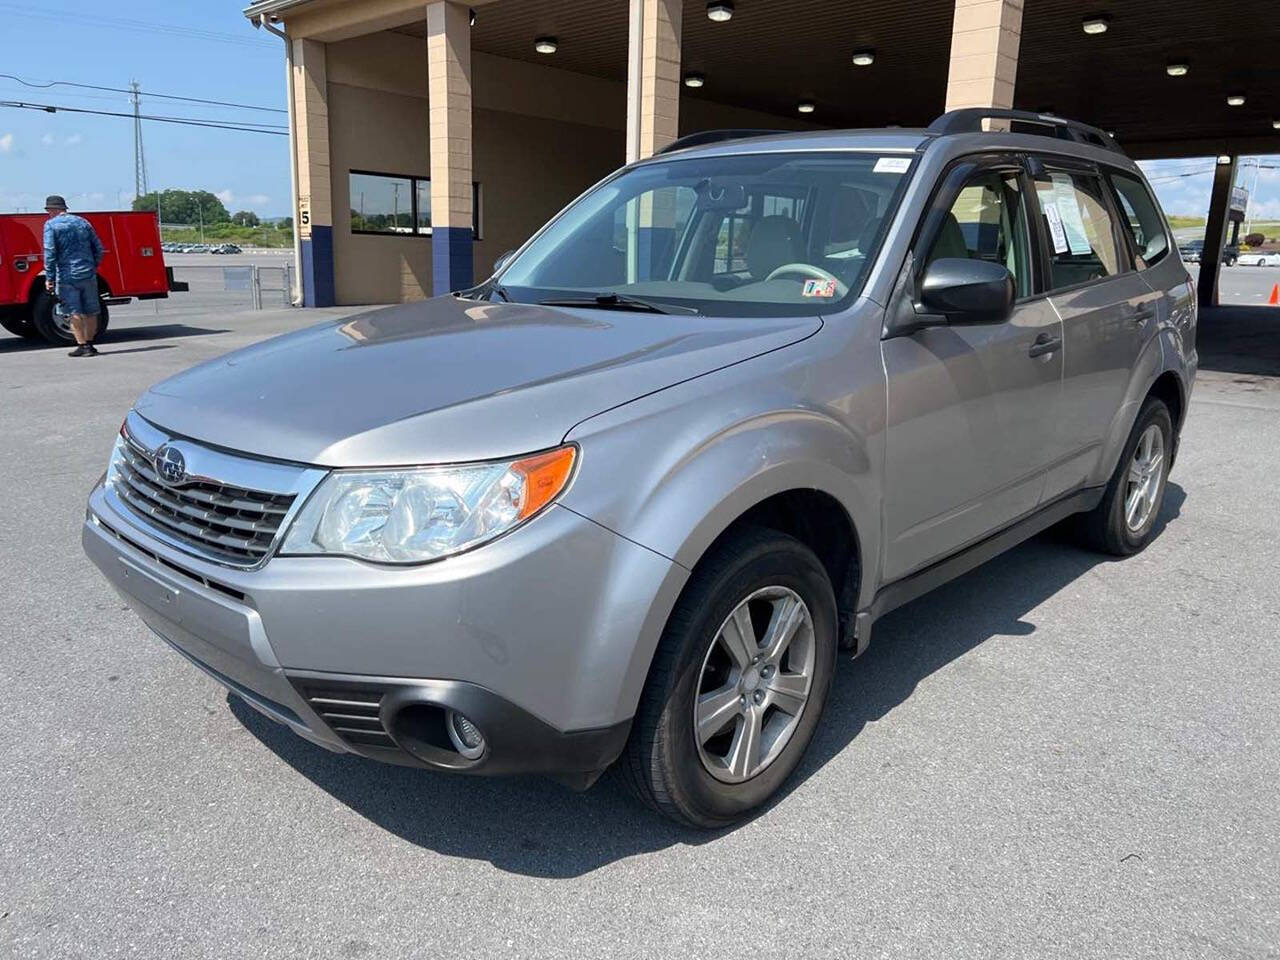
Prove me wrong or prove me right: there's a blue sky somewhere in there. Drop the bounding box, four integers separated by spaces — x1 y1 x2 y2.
1 2 1276 224
0 1 290 216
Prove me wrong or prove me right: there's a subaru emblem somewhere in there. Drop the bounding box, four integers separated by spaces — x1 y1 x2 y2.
154 444 187 485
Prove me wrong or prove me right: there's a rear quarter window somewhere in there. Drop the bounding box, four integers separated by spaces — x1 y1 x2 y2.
1109 172 1170 267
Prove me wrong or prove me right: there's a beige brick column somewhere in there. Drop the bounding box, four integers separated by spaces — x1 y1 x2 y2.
291 36 334 305
945 0 1024 114
626 0 682 162
426 0 474 293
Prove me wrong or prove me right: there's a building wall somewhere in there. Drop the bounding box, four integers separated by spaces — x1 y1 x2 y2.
324 29 814 305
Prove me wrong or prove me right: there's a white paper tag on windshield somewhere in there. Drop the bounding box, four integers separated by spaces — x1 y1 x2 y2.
874 157 912 173
1043 202 1070 254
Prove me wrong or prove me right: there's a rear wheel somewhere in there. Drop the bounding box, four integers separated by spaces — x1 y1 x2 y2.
618 527 838 827
1074 397 1173 555
32 285 110 346
0 308 39 340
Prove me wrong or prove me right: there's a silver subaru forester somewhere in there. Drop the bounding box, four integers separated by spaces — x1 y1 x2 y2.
84 109 1195 827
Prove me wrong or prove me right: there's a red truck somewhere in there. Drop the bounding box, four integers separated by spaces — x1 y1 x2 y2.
0 211 186 346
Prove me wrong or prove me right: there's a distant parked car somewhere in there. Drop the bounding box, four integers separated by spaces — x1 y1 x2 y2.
211 243 242 255
1237 251 1280 266
1177 240 1237 266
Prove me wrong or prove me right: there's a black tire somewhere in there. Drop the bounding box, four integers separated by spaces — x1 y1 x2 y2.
31 284 109 346
1074 397 1173 556
0 309 39 340
617 526 838 828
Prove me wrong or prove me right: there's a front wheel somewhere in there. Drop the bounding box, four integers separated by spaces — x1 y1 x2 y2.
617 527 838 827
1075 397 1173 555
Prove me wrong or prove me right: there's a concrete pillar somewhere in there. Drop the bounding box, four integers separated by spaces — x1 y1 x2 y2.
945 0 1023 115
626 0 682 162
291 37 335 307
1199 156 1238 309
426 0 473 295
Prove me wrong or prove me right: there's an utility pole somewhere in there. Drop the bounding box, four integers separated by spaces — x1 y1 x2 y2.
130 80 149 201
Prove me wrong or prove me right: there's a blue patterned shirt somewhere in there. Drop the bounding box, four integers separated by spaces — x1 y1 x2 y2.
42 213 104 285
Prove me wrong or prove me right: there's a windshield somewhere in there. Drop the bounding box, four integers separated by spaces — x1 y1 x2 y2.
494 151 915 317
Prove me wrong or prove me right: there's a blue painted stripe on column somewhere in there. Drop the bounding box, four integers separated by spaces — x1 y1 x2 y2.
432 225 474 296
299 226 335 307
636 226 675 279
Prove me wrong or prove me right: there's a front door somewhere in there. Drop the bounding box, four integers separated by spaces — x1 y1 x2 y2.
881 156 1063 582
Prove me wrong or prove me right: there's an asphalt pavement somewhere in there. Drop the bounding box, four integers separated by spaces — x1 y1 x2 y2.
1 303 1278 959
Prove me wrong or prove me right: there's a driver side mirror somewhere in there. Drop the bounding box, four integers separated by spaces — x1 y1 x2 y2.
493 249 515 274
918 258 1015 326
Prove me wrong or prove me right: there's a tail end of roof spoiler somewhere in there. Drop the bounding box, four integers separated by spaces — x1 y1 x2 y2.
926 108 1125 155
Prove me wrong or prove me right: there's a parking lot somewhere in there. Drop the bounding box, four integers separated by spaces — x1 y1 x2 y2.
2 304 1278 958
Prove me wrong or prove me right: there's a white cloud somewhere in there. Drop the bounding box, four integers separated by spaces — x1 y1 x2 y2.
215 188 234 205
0 133 13 153
246 193 271 208
65 133 82 146
40 132 54 146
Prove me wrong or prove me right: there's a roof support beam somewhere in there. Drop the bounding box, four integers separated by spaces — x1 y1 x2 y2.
427 0 474 295
626 0 682 162
1199 156 1238 309
946 0 1024 125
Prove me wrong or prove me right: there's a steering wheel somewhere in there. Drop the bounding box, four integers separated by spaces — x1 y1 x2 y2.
764 262 848 297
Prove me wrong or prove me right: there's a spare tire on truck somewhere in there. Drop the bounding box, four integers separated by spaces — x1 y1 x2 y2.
32 281 110 346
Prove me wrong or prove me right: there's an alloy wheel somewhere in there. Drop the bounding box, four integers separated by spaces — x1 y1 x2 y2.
693 585 815 784
1124 423 1165 532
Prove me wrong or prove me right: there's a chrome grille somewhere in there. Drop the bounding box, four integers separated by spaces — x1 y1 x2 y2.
113 436 296 566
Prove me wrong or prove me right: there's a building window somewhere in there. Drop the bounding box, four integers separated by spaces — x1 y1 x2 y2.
349 170 481 239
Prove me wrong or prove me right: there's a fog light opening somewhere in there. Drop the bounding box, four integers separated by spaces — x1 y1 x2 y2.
447 709 486 760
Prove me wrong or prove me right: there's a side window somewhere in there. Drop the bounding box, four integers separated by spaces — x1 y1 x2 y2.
1032 169 1123 289
1109 172 1170 268
924 169 1033 299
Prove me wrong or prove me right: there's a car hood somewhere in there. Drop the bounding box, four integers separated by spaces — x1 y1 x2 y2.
136 297 822 466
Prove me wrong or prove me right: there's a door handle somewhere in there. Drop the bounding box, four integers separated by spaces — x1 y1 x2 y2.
1028 334 1061 358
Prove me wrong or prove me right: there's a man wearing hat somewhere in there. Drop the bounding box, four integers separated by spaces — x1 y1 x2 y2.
42 194 105 357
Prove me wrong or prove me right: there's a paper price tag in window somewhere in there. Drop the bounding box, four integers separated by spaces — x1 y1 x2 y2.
1051 176 1092 255
874 157 912 174
1043 202 1069 254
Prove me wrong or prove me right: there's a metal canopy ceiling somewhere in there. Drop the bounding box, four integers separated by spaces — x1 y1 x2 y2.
393 0 1279 154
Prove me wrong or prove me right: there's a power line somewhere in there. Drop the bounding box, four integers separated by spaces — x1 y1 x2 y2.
0 73 286 114
0 4 276 49
0 100 288 136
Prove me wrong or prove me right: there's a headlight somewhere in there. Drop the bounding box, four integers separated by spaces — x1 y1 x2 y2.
280 445 576 563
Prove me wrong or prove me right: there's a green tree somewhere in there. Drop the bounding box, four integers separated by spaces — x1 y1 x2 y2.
232 210 260 227
132 189 230 226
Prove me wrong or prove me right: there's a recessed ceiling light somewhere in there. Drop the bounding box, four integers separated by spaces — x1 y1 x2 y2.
1227 94 1246 107
469 8 476 27
1165 62 1188 77
534 36 558 54
706 2 734 22
683 72 705 88
851 49 875 66
1273 119 1280 130
797 101 816 114
1216 155 1232 165
1081 15 1109 35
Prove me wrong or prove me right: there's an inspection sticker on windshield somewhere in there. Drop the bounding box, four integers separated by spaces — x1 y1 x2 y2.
803 279 838 298
874 156 912 174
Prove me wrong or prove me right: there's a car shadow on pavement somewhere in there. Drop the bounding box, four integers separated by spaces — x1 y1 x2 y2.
231 483 1185 879
0 323 227 354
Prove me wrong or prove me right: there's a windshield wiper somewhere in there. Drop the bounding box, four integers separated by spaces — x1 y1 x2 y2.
539 292 699 315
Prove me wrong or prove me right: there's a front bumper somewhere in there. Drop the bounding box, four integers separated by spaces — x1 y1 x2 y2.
83 483 685 777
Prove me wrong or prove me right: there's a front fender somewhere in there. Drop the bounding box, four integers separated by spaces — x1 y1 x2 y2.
561 336 883 603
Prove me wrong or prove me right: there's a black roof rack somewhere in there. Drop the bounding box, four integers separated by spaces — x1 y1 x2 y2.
926 108 1124 155
657 129 785 154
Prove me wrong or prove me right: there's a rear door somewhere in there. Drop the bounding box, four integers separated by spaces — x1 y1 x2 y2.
1027 158 1155 498
108 213 168 297
881 154 1064 582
